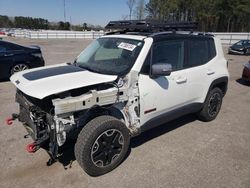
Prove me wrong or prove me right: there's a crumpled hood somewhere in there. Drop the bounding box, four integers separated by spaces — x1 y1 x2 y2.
10 63 117 99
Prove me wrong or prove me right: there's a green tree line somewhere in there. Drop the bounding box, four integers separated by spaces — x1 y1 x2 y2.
0 15 104 31
0 15 71 30
145 0 250 32
14 16 49 29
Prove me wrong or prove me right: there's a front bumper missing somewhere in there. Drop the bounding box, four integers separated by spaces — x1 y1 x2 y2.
5 112 50 153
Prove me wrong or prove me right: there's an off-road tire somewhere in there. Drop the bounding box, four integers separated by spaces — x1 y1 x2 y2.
198 88 223 122
75 115 130 176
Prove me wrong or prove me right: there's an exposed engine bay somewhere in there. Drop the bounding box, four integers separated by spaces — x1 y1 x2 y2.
13 71 140 164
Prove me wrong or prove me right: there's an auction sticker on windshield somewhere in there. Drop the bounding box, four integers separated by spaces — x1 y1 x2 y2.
118 42 137 51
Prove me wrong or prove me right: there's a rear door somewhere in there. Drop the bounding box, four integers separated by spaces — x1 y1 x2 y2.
184 36 217 103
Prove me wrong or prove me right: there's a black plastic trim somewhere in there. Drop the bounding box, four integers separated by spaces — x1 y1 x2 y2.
141 103 202 132
208 76 228 95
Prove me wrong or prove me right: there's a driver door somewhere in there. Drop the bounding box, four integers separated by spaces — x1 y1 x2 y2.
139 39 189 125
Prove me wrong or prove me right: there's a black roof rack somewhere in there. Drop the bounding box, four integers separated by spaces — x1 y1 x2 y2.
105 20 198 32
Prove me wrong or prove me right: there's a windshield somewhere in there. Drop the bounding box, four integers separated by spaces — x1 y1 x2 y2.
76 37 144 75
235 41 243 46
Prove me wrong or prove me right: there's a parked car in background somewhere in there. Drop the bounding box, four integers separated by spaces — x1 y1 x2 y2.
242 60 250 82
0 40 44 79
228 40 250 55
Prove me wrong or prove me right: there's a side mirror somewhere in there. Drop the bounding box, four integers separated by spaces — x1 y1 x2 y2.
151 63 172 77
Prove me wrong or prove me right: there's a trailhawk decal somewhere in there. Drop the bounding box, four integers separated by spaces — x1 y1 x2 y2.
23 65 85 81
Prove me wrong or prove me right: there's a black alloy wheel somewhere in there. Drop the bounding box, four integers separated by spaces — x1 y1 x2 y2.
75 115 130 176
91 129 124 167
207 92 222 117
197 87 223 122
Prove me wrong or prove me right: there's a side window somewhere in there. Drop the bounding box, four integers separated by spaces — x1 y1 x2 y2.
208 38 216 58
152 40 184 71
185 38 216 68
186 39 209 68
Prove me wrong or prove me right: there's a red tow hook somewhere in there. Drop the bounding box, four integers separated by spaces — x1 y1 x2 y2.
26 143 39 153
5 117 13 125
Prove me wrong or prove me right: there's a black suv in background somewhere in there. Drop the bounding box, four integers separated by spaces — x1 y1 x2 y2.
0 40 44 79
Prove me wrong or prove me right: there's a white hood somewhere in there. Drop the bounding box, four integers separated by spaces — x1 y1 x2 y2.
10 63 117 99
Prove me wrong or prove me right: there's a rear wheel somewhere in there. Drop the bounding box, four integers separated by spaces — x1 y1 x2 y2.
11 63 29 75
75 115 130 176
198 88 223 122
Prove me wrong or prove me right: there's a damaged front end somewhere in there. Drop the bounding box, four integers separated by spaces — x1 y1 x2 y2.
10 72 141 165
15 90 62 162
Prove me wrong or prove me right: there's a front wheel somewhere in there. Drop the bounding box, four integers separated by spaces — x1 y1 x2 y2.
75 115 130 176
197 88 223 122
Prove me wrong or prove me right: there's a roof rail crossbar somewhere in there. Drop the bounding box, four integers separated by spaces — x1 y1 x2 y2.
105 20 198 32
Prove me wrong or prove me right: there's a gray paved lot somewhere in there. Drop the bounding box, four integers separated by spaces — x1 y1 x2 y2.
0 38 249 188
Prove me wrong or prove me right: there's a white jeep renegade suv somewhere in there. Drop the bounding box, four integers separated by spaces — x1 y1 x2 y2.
9 21 229 176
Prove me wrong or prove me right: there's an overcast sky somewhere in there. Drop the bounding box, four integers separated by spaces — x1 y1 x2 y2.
0 0 148 26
